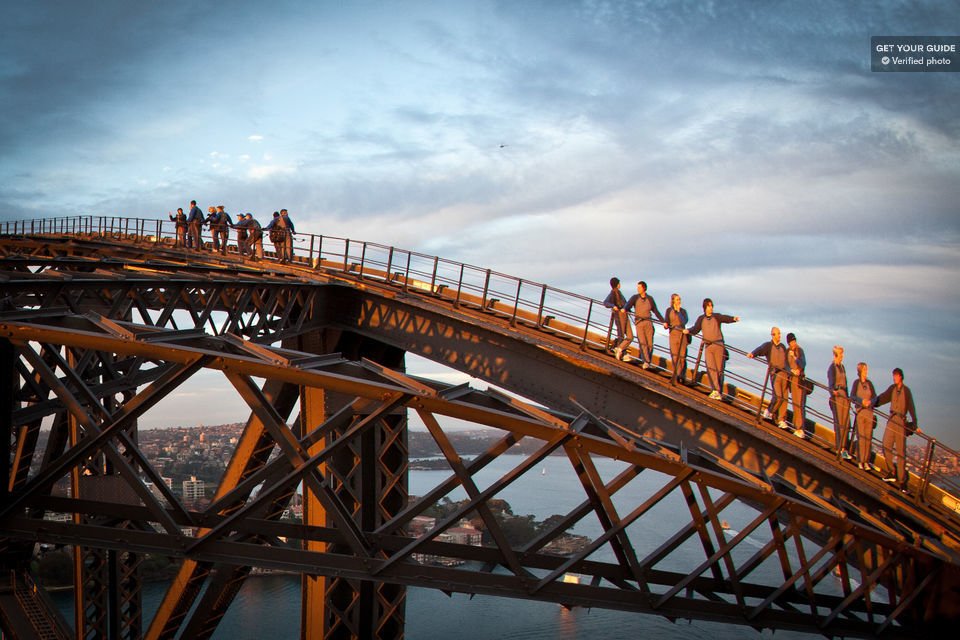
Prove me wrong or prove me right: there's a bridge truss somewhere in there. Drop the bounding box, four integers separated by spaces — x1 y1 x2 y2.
1 224 958 639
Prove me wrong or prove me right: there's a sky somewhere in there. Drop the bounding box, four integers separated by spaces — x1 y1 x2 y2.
2 1 958 446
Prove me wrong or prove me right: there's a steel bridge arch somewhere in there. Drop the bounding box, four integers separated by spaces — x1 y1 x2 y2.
1 221 958 639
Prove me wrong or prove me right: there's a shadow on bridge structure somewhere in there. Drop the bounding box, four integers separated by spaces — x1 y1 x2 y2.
1 216 959 639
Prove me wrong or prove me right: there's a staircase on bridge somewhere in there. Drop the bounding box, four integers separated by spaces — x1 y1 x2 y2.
0 570 72 640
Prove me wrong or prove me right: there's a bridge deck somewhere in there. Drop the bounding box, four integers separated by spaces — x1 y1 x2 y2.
2 219 959 637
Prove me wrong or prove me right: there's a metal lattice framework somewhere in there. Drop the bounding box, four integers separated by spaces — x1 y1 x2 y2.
1 224 959 639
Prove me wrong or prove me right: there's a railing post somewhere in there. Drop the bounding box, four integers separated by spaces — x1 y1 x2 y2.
481 269 491 308
756 370 771 423
309 234 315 267
430 256 439 294
386 246 395 283
692 340 705 389
155 220 161 246
580 300 594 350
510 279 522 327
359 242 367 279
454 263 465 308
317 235 324 268
343 239 351 273
536 285 547 326
919 439 936 503
403 251 412 294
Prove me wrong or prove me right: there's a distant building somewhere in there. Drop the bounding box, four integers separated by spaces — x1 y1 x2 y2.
409 515 436 536
412 522 481 566
445 525 482 546
182 476 205 504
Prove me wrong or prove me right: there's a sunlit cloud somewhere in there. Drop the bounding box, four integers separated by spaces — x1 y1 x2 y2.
247 163 296 180
1 1 958 442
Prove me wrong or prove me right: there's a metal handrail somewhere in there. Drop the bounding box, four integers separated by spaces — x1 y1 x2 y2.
4 214 958 516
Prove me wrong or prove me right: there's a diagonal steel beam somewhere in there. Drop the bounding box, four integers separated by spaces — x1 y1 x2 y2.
203 402 357 517
218 371 372 559
562 441 647 589
747 530 850 620
374 429 525 536
820 550 902 631
520 463 644 557
373 429 573 577
146 378 299 640
2 346 206 525
188 392 408 552
532 469 696 595
655 496 785 610
418 408 533 579
733 517 802 584
638 492 739 572
875 564 940 635
680 479 725 582
696 481 746 608
11 344 187 535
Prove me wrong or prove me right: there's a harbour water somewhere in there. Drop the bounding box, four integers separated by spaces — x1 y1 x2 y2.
52 454 819 638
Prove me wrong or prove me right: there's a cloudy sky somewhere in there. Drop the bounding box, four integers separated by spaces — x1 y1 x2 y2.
2 1 958 445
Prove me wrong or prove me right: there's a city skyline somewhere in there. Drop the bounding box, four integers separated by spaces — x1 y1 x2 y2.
1 1 957 444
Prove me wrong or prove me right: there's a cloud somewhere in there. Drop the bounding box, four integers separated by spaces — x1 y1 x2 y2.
247 163 296 180
2 1 959 443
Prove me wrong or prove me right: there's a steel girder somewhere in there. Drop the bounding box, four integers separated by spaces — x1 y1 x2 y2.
0 312 954 638
1 234 957 557
0 232 959 637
